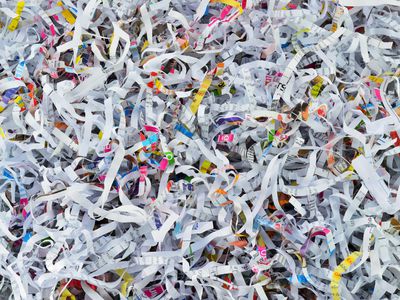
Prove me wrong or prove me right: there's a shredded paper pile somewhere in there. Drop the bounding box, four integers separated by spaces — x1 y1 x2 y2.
1 0 400 299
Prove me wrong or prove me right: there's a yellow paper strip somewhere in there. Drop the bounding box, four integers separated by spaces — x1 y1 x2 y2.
330 251 362 300
0 128 6 139
8 1 24 31
61 9 76 24
57 2 76 24
60 288 76 300
190 75 213 114
115 269 134 297
200 160 212 173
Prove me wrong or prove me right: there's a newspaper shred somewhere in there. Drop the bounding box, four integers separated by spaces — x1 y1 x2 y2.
0 0 400 299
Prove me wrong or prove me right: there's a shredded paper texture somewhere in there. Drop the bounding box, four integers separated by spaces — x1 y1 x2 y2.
0 0 400 299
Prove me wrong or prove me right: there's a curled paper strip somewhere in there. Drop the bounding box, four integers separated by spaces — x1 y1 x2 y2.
0 0 400 299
